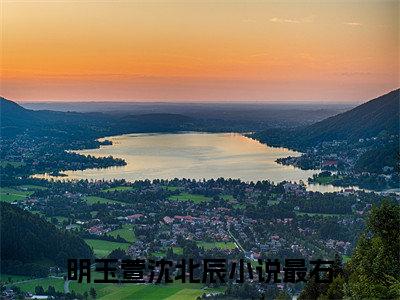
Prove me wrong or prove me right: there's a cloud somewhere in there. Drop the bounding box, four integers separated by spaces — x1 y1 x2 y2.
269 17 299 23
343 22 363 26
250 52 270 57
302 15 315 23
269 15 314 24
342 71 371 76
242 18 256 23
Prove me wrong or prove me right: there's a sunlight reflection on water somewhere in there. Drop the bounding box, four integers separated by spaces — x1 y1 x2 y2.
33 132 355 193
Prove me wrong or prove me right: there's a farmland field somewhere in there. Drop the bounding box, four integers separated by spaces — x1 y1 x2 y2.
102 186 136 192
84 239 130 257
197 241 237 250
84 196 124 205
17 185 48 190
96 283 223 300
233 204 246 209
220 194 235 201
46 216 69 224
169 193 211 203
0 187 33 203
11 275 223 300
109 224 136 243
12 277 65 292
172 246 183 255
0 274 32 283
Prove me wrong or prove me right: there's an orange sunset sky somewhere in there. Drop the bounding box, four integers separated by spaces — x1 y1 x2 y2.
1 0 399 102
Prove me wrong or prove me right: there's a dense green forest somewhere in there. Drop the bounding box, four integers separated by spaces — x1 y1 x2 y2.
354 144 399 173
0 202 93 277
299 200 400 299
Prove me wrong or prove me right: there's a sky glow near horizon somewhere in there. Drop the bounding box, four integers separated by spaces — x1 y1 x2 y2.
0 0 399 102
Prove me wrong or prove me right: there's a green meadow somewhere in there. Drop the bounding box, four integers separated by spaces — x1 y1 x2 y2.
233 204 246 210
46 216 70 225
342 255 351 263
220 194 235 201
151 251 166 258
169 193 211 203
11 277 64 292
11 274 223 300
197 241 236 250
172 247 183 255
17 185 48 190
84 196 124 205
97 283 223 300
169 193 235 203
0 187 33 203
102 186 136 192
84 239 130 258
313 175 334 185
109 224 136 243
0 274 32 283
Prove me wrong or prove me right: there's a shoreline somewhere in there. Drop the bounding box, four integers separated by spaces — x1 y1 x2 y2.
30 132 369 194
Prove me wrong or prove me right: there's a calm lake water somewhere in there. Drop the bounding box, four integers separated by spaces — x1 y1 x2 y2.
35 133 346 193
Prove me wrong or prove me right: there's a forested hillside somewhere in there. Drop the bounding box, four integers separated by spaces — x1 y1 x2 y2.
252 89 399 190
300 200 400 299
0 202 93 277
253 89 399 149
300 89 399 145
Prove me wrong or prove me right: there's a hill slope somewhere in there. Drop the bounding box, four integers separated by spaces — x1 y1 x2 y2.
0 97 40 136
0 97 198 137
0 97 38 125
0 202 93 276
253 89 399 148
302 89 399 144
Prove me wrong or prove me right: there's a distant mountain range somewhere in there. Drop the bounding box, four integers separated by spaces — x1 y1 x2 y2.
1 89 399 144
0 97 194 127
1 96 352 138
0 97 198 138
253 89 399 149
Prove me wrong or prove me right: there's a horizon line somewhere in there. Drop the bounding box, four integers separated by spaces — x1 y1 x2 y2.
16 99 362 105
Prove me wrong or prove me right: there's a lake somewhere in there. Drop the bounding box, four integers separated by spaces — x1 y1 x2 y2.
34 132 346 193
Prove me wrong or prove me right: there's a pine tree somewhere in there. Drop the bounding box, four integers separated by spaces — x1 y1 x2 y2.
89 287 97 299
345 199 400 298
35 285 45 295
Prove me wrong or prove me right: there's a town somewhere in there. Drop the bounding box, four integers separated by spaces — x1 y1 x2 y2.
3 177 395 279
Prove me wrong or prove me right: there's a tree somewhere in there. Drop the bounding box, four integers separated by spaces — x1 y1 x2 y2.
299 276 326 300
301 200 400 299
35 285 45 295
324 275 345 299
47 285 56 296
89 287 97 299
345 199 400 298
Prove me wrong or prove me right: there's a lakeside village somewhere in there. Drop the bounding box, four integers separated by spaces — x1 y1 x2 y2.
3 178 398 281
275 133 399 191
3 129 399 195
